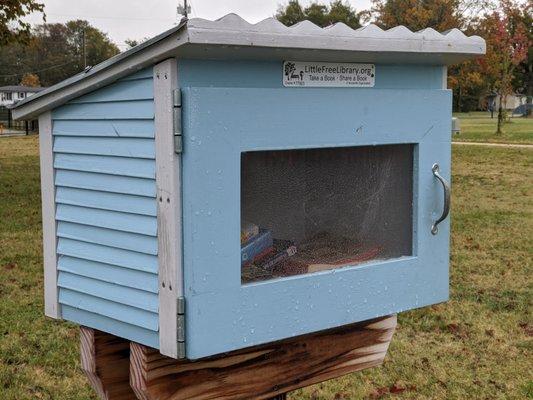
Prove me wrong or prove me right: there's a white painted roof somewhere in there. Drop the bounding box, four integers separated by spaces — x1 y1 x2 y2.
13 14 485 120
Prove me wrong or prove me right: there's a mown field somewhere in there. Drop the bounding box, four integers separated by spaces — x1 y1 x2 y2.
0 133 531 399
453 112 532 144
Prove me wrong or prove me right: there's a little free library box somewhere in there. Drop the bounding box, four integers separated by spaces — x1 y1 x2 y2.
14 14 485 399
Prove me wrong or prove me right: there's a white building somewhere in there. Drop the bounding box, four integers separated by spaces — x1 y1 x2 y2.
0 86 44 107
494 93 527 110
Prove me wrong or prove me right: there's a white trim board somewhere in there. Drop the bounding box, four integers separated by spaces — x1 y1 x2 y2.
39 111 61 319
154 59 183 358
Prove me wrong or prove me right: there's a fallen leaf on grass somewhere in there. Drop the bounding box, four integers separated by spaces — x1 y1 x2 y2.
447 323 459 333
334 392 349 399
2 262 17 270
389 384 406 394
446 323 469 339
369 383 416 398
518 322 533 337
489 379 505 390
369 387 389 399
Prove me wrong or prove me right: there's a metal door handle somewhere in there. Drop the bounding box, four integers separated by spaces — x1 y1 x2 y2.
431 163 450 235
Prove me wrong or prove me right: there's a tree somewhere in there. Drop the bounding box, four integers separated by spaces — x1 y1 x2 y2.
276 1 362 29
0 20 119 87
475 0 531 132
125 38 141 49
448 59 485 112
328 1 362 29
65 20 119 71
370 0 498 113
371 0 493 31
125 37 150 49
20 73 40 87
504 1 532 117
0 0 45 45
276 0 306 26
371 0 461 31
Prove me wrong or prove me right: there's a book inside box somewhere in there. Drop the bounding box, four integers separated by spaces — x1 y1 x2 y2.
241 145 414 284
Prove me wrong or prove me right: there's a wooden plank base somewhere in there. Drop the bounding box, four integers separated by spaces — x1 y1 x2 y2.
80 326 137 400
130 315 396 400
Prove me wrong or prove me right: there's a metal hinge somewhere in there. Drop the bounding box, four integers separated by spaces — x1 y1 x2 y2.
173 89 182 153
177 296 186 358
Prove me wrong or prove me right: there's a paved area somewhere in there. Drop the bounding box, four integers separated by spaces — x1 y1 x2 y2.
453 141 533 149
0 128 35 137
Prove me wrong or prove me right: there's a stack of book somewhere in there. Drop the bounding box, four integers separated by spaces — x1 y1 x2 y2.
241 228 273 265
241 222 260 245
241 223 298 282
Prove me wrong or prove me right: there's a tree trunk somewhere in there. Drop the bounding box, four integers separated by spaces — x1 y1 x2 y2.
526 63 532 118
496 95 504 134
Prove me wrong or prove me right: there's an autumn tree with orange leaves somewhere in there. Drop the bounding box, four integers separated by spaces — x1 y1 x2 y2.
370 0 497 31
474 1 531 132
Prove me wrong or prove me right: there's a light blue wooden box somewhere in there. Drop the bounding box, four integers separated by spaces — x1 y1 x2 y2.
13 14 485 360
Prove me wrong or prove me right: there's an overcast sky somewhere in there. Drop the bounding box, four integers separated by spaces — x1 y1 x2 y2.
23 0 373 49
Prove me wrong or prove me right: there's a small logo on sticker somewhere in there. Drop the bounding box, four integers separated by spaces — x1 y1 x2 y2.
284 62 304 85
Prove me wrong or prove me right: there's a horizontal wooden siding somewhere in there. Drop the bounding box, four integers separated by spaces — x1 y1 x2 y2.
52 67 159 348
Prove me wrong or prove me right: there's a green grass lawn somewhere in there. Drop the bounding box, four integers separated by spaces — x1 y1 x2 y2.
452 112 533 144
1 136 532 399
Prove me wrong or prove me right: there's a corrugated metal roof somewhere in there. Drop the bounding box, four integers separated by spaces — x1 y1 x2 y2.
188 14 483 49
13 14 485 120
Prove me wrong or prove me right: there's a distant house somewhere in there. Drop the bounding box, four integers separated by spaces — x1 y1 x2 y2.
495 93 527 111
0 86 45 107
481 92 528 112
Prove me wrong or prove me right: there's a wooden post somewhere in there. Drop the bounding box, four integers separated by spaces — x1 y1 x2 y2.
130 315 396 400
80 326 137 400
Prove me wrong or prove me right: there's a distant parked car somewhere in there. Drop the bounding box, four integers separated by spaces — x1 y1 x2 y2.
513 103 532 117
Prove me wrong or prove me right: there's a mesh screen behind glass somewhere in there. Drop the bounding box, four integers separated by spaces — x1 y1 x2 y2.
241 145 413 284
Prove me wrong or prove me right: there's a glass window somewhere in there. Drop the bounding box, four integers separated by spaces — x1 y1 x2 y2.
241 145 414 284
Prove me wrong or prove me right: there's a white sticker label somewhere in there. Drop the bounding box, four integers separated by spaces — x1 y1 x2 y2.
283 61 375 87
